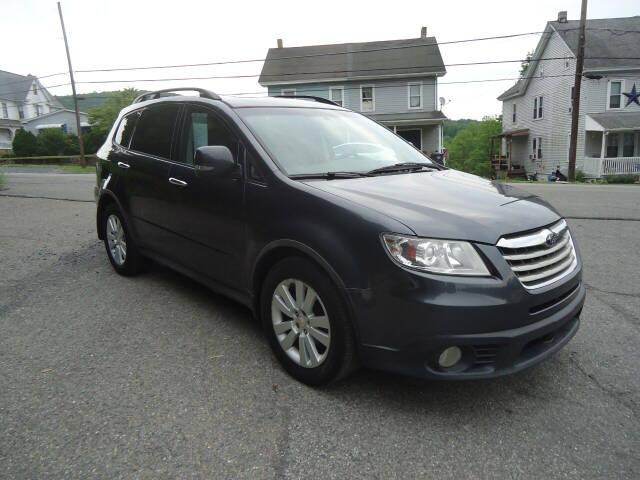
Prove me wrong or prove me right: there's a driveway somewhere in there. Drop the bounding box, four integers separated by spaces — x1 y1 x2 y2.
1 174 639 478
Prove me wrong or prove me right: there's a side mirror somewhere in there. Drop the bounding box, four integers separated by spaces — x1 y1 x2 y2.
194 146 238 177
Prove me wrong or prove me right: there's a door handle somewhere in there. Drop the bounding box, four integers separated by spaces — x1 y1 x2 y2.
117 162 130 169
169 177 188 187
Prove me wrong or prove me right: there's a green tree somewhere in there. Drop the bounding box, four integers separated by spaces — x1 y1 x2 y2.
86 88 141 151
37 128 67 156
12 129 39 157
444 116 502 178
520 50 534 78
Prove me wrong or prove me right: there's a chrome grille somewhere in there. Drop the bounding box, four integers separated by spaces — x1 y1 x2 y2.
497 219 577 289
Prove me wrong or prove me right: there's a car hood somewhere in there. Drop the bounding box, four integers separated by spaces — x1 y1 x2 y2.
302 169 561 245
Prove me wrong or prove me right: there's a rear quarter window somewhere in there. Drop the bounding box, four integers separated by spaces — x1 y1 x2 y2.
130 104 181 159
113 112 138 148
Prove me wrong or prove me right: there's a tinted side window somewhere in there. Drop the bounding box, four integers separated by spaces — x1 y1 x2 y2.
130 104 180 158
182 107 238 164
114 112 138 148
246 151 265 182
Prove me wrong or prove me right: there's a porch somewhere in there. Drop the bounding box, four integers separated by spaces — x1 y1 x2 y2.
366 111 446 158
490 128 529 179
583 112 640 178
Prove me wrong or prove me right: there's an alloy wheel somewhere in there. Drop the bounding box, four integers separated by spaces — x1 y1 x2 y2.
106 214 127 266
271 279 331 368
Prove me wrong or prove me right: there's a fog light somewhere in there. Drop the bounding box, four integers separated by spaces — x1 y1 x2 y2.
438 346 462 368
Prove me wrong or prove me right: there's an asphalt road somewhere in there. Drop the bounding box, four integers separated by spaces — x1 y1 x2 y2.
1 173 639 478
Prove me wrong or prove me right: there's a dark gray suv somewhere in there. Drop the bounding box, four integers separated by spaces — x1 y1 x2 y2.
95 88 585 385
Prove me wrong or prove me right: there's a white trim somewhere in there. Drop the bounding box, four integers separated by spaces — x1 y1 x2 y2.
407 81 423 109
329 86 344 107
260 71 445 86
281 88 296 96
606 79 624 110
396 127 422 150
360 85 375 112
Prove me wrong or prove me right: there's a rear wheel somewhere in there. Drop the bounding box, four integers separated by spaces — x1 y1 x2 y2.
103 204 142 276
261 257 358 385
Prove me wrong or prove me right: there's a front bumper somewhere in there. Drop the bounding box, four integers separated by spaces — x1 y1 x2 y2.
349 244 585 380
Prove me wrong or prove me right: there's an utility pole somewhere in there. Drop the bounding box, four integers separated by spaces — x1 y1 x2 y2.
57 1 86 168
568 0 587 182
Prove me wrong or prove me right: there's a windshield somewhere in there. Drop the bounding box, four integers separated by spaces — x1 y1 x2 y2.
237 107 434 176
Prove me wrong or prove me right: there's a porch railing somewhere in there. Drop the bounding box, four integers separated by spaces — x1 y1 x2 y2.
583 157 640 178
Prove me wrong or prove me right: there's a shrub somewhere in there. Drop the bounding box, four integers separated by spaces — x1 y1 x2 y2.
37 128 67 156
12 129 39 157
575 169 586 182
63 134 80 155
0 169 4 190
82 128 108 154
604 174 639 184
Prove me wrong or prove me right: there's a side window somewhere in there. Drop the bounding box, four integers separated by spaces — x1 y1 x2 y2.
130 104 180 159
246 150 265 182
181 107 238 165
113 112 138 148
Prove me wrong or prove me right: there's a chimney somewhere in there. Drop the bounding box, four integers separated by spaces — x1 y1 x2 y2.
277 38 283 48
557 11 568 23
420 26 427 38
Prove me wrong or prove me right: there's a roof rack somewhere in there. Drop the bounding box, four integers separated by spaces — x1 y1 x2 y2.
275 95 339 106
132 87 221 104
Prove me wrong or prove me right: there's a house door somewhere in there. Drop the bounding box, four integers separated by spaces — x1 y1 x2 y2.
397 129 422 150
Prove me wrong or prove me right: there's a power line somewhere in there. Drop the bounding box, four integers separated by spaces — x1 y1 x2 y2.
73 31 547 74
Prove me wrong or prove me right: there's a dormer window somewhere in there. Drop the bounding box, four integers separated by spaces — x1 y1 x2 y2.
33 83 38 95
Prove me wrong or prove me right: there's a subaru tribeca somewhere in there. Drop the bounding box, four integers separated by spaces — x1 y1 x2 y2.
95 88 585 386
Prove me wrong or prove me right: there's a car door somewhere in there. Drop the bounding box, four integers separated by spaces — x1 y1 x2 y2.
163 104 246 289
125 103 182 257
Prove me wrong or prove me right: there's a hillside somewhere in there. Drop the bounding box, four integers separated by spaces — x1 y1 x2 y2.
55 91 120 111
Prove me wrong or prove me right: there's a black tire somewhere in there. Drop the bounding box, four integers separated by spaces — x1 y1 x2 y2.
102 203 142 276
261 257 359 386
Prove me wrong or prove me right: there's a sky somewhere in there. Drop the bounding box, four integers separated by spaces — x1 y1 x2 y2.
2 0 640 120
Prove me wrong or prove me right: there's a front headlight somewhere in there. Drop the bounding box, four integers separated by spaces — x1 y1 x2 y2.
382 234 490 276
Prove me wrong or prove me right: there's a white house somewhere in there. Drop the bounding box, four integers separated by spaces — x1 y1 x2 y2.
258 28 447 157
0 70 89 151
496 13 640 179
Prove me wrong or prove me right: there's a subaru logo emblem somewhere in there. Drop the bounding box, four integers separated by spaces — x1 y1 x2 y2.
546 232 559 247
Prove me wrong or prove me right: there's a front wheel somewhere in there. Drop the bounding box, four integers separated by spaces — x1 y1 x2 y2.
261 257 358 386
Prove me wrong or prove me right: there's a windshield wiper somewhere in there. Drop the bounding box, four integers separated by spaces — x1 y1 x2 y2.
366 162 437 175
290 171 372 180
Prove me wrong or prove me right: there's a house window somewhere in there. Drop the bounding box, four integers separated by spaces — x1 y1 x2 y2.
35 105 42 117
361 86 374 112
33 84 38 95
408 83 422 108
18 105 24 119
564 57 570 70
329 87 344 107
570 86 575 112
512 104 517 123
281 88 296 96
606 133 619 157
533 96 543 119
623 132 635 157
1 103 7 118
609 81 622 109
532 137 543 159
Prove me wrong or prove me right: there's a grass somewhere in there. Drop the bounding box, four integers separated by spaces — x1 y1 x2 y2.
1 163 95 173
0 169 4 190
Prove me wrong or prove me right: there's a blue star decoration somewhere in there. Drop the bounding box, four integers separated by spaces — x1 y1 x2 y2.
623 83 640 107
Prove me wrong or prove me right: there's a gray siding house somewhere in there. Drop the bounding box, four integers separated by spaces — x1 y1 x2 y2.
0 70 89 150
497 14 640 179
258 28 447 155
